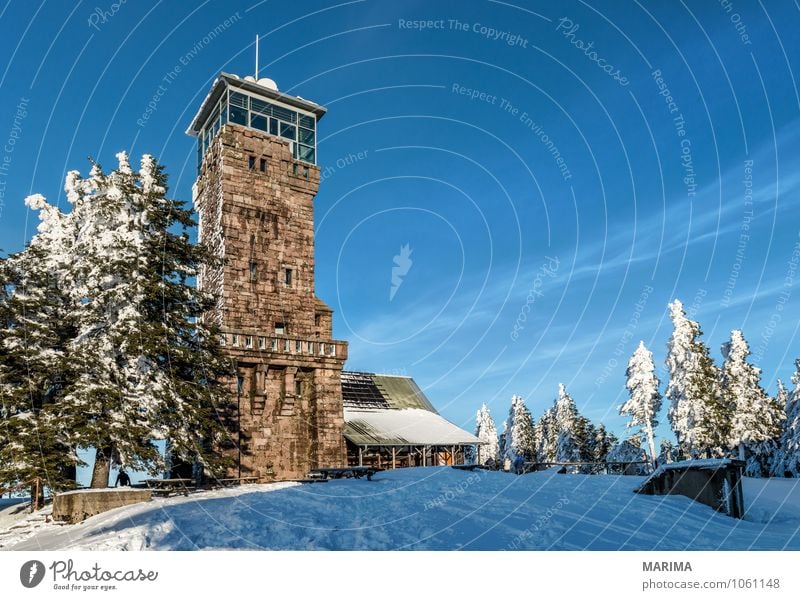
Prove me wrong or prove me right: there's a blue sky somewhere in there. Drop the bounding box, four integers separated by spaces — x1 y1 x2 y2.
1 0 799 448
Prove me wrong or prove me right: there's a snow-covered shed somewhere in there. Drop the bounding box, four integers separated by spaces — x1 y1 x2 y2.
341 372 479 469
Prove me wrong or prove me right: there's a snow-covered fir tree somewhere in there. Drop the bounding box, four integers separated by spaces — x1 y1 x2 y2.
658 439 676 465
474 403 499 465
1 154 234 489
772 365 800 477
0 195 81 490
593 424 617 463
621 341 662 464
665 299 725 458
502 395 536 461
555 430 582 471
721 330 784 463
572 415 596 464
554 383 578 435
536 407 558 462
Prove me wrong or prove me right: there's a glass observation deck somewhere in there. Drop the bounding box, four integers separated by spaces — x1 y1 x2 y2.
187 72 326 174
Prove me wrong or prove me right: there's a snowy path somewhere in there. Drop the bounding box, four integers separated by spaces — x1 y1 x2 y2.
6 468 800 551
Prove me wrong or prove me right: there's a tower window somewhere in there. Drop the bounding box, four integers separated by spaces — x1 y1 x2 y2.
292 163 298 176
259 158 266 173
274 322 286 335
302 166 309 179
295 380 303 396
237 375 244 395
284 268 293 287
249 260 257 282
248 155 256 170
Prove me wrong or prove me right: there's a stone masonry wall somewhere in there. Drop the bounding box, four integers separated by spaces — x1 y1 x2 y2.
195 123 347 481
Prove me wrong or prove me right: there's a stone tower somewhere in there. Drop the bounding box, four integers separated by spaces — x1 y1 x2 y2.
188 72 347 480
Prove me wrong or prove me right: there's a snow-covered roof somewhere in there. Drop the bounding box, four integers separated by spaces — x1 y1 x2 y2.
638 458 744 489
344 408 480 447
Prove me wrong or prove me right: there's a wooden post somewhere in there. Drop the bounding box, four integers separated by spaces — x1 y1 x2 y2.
358 446 363 467
392 447 396 470
32 478 39 513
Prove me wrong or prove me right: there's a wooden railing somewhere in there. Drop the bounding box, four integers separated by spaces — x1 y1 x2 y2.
0 477 43 513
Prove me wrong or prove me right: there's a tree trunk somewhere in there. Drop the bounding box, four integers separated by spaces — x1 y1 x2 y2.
90 446 113 489
738 442 746 462
645 424 657 468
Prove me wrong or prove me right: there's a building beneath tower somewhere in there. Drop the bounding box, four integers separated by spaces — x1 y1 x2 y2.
188 72 477 480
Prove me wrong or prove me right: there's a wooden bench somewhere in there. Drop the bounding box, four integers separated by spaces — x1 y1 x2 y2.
144 478 194 497
214 477 260 487
309 467 384 481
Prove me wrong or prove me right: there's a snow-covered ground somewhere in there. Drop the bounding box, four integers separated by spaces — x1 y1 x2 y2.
4 468 800 550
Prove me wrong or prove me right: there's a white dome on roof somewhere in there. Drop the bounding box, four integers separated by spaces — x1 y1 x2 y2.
257 77 278 91
243 75 256 82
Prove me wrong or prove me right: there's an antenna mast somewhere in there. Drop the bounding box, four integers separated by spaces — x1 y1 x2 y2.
255 35 259 80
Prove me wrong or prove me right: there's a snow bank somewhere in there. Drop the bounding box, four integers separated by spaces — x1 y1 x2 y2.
6 469 800 551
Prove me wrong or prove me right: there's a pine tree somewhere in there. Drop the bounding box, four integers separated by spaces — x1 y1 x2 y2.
502 395 536 461
621 341 662 464
721 330 784 463
772 367 800 477
6 153 234 488
665 299 725 458
474 404 499 465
